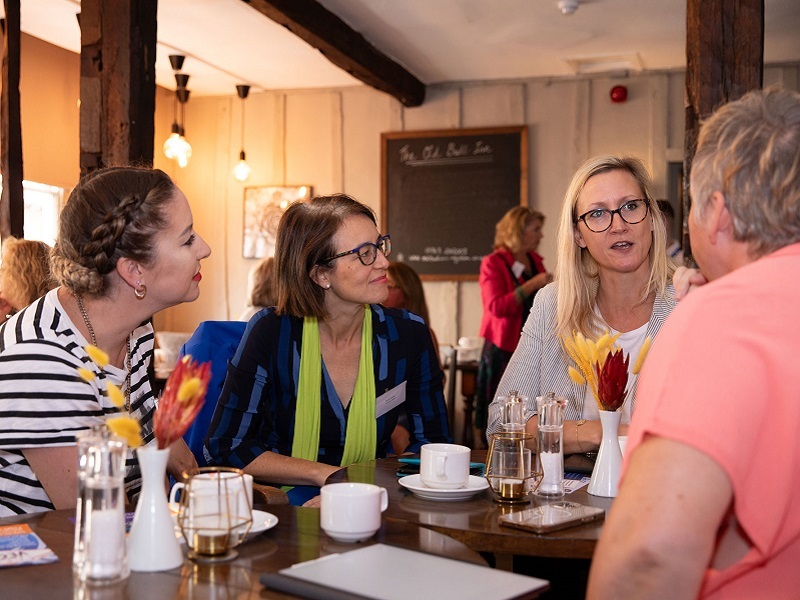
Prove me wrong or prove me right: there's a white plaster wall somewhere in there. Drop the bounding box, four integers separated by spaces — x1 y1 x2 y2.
152 66 800 342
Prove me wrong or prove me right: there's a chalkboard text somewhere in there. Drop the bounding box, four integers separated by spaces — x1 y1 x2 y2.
399 141 495 166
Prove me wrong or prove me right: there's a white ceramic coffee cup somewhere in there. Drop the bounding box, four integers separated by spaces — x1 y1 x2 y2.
170 471 253 520
320 482 388 543
420 443 471 489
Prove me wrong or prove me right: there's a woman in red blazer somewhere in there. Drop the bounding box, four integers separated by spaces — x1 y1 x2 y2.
475 207 552 439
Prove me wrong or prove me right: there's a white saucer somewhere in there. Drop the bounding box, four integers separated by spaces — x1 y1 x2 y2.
398 474 489 501
172 509 278 543
245 510 279 541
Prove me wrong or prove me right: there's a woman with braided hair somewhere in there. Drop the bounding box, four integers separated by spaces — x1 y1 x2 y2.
0 166 211 516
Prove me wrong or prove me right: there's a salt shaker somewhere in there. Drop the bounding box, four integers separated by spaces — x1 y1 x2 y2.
536 393 567 496
73 424 129 584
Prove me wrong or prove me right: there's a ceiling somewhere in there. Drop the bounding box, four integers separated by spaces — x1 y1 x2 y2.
6 0 800 98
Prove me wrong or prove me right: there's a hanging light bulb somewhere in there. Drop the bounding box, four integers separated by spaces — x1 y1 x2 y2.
163 123 182 159
233 85 251 182
163 56 192 168
233 150 252 182
174 125 192 168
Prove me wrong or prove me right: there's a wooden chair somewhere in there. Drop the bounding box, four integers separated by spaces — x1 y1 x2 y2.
253 483 289 508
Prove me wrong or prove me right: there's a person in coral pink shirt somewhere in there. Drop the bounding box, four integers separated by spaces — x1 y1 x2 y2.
588 88 800 599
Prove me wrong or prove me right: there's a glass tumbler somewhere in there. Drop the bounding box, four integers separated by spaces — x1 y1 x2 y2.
73 425 129 584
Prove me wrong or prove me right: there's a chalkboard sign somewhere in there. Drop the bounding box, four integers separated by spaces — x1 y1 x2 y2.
381 126 527 280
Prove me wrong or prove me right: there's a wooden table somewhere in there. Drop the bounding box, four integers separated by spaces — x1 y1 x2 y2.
0 503 490 599
330 452 612 560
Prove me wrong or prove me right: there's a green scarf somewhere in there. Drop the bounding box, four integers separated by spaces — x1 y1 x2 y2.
291 305 376 466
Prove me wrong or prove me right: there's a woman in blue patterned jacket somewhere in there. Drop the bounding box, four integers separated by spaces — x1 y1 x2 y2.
205 194 451 501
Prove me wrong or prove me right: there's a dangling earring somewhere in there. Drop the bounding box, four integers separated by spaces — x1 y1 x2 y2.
134 282 147 300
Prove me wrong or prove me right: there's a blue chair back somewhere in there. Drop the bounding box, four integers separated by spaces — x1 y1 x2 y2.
179 320 247 466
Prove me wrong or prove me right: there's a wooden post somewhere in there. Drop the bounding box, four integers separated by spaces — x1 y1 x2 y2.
0 1 24 239
683 0 763 260
79 0 158 175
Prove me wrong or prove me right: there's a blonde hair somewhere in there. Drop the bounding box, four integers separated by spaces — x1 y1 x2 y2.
493 206 545 253
691 87 800 258
554 155 673 339
0 238 53 310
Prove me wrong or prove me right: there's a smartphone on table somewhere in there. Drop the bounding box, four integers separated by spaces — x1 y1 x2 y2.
498 501 605 534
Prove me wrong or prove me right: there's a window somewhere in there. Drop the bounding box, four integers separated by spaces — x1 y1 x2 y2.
0 178 63 246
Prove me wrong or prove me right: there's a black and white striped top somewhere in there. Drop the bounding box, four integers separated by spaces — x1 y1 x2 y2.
0 288 156 517
487 283 677 435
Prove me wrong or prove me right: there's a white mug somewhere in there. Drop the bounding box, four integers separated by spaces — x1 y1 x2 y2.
320 482 388 543
170 471 253 520
420 443 471 489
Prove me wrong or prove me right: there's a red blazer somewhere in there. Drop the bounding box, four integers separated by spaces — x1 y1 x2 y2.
478 248 547 353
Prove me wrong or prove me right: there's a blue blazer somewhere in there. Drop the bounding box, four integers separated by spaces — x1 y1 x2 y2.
205 305 451 469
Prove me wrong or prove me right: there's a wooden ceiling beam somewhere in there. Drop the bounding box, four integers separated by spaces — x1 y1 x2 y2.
242 0 425 107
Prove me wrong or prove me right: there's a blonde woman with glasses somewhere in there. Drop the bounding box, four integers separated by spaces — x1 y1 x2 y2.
487 156 676 453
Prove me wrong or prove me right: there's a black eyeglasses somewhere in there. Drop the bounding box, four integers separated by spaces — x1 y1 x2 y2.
575 199 650 233
322 234 392 266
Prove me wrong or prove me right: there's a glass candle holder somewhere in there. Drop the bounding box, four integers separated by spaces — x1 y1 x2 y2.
484 430 542 503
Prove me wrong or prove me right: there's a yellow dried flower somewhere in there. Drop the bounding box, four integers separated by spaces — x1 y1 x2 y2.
107 382 125 408
77 368 96 383
177 377 202 403
107 415 143 448
568 366 585 385
632 337 652 374
85 344 109 368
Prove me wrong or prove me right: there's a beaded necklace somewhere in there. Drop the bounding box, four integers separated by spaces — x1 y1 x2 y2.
76 294 132 412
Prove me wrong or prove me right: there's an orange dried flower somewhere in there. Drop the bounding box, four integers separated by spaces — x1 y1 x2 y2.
153 355 211 449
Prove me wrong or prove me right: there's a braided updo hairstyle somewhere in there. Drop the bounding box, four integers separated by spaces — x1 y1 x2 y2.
52 167 175 297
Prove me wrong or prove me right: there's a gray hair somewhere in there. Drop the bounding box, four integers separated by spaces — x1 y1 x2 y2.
690 87 800 258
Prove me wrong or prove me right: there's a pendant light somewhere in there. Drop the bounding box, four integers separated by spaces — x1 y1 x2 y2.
232 85 252 182
163 55 192 168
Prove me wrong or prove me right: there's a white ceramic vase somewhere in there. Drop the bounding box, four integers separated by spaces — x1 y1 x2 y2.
127 445 184 571
587 409 623 498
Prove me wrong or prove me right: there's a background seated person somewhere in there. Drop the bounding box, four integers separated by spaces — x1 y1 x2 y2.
384 260 439 454
238 256 276 322
487 155 676 453
205 194 451 505
0 237 53 322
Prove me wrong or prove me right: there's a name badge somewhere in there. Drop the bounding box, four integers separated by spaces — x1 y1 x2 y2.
375 381 407 418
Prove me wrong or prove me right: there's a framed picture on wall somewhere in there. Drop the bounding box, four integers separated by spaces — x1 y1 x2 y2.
243 185 312 258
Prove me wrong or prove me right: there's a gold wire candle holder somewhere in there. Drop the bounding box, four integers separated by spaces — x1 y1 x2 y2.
176 467 253 563
484 430 542 503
